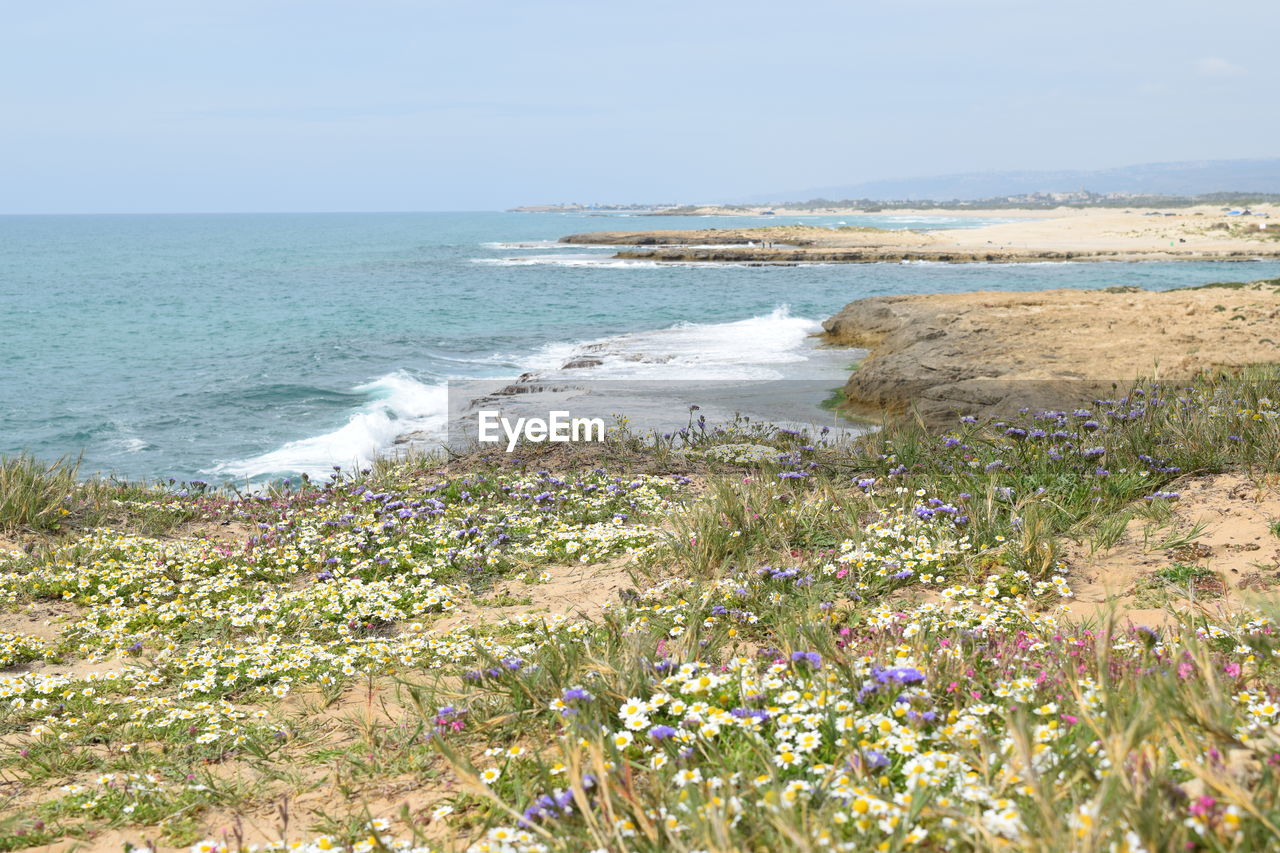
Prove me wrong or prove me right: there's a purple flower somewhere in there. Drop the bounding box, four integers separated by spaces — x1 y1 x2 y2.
875 666 925 685
860 747 890 768
790 651 823 669
648 725 677 740
730 707 770 721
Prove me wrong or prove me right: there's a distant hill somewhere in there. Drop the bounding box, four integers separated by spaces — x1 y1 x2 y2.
755 158 1280 203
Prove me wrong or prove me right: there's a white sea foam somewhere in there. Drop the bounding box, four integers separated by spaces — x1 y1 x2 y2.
105 434 152 454
473 255 663 268
481 240 596 250
464 307 861 444
212 371 448 480
518 306 843 382
472 255 825 269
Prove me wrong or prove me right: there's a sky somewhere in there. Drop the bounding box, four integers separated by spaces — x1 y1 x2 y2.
1 0 1277 213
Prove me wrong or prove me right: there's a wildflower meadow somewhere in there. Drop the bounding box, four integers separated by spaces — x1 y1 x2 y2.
3 373 1280 852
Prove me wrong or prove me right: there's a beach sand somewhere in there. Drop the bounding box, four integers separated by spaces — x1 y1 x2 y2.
563 204 1280 263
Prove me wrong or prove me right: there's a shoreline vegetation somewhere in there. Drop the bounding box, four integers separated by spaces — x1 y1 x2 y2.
557 204 1280 264
4 283 1280 851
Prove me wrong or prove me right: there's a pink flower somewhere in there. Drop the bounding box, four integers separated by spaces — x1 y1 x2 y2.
1188 795 1216 817
1224 663 1241 677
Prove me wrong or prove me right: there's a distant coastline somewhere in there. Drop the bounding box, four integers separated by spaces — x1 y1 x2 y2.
511 188 1280 218
555 204 1280 264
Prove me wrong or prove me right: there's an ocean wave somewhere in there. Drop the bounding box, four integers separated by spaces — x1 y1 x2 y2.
225 383 365 406
210 371 448 480
454 307 861 446
112 437 152 454
472 256 663 268
207 308 847 480
516 306 843 382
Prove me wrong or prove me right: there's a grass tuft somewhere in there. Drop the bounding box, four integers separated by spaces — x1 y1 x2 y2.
0 453 80 533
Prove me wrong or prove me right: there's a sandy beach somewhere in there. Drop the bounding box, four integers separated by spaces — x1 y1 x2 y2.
563 204 1280 263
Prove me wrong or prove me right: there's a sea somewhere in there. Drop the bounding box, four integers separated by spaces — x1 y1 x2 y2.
4 211 1280 483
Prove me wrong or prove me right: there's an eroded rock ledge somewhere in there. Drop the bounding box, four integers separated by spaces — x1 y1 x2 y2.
821 281 1280 424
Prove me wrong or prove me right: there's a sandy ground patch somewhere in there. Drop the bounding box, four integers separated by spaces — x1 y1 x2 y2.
435 555 645 631
1064 474 1280 624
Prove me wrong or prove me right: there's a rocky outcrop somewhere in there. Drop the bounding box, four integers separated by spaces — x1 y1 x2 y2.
559 225 916 249
822 281 1280 425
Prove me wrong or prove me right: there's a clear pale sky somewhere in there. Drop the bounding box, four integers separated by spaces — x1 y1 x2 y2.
2 0 1276 213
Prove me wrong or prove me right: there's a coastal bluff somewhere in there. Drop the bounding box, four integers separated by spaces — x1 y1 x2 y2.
821 281 1280 424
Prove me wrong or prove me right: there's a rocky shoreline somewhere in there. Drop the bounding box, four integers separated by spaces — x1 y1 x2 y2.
612 247 1276 264
820 280 1280 424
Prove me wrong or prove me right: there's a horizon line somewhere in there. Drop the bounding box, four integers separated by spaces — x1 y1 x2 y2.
0 208 510 217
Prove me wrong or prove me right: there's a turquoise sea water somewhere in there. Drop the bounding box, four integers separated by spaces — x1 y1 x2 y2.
4 211 1280 482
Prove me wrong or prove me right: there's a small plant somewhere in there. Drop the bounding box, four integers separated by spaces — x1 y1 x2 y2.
1086 510 1132 554
1133 561 1225 606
